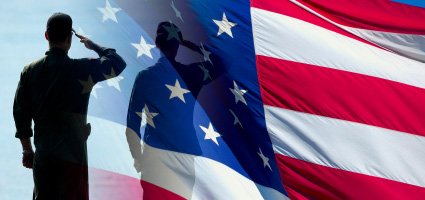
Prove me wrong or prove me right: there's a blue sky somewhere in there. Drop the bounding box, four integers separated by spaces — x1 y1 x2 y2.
392 0 425 8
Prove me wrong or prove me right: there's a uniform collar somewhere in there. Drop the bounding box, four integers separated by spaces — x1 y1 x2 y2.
45 47 68 57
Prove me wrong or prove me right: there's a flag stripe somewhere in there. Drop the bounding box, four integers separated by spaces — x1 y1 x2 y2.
276 155 425 200
257 55 425 137
250 0 381 49
250 0 425 199
251 7 425 90
139 143 281 199
252 0 425 62
290 0 425 35
284 0 425 63
140 180 186 200
88 114 279 199
341 27 425 63
137 144 194 199
91 166 185 200
265 106 425 188
89 167 144 199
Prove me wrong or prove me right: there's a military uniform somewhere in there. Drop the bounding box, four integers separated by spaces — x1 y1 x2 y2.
13 46 126 200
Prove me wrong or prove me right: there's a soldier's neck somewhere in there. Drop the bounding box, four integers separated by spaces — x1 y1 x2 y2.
160 51 176 61
49 43 69 55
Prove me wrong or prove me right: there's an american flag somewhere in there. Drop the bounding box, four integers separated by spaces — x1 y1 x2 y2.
4 0 425 199
88 0 287 198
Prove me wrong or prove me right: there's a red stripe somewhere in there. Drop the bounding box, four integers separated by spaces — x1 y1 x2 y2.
89 167 184 200
140 180 185 200
292 0 425 35
257 55 425 137
276 154 425 200
251 0 381 49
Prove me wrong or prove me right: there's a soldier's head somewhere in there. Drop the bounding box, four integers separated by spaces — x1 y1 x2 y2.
45 13 73 51
155 22 183 58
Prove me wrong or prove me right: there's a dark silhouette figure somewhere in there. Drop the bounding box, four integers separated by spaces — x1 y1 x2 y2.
13 13 126 200
125 22 223 199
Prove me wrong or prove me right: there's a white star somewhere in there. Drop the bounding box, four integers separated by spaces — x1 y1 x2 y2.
103 68 124 91
98 0 121 23
200 42 212 65
163 23 181 42
131 36 156 59
137 104 158 128
229 109 243 128
165 79 190 103
213 12 237 38
258 148 272 171
198 62 212 81
170 1 184 23
229 81 248 105
199 123 221 146
77 27 92 39
91 84 103 98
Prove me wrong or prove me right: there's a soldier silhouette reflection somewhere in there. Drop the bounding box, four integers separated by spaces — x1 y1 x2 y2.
125 22 223 198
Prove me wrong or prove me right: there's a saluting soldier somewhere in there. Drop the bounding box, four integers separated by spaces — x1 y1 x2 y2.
13 12 126 200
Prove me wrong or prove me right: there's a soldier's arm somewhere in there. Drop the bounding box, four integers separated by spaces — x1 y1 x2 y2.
181 40 226 82
13 69 33 139
13 69 34 168
20 138 34 168
75 33 127 83
126 72 145 172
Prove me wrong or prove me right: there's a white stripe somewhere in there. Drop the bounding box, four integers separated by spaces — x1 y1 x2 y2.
288 0 425 63
345 27 425 63
141 143 279 200
192 153 288 200
87 116 285 199
138 143 195 198
87 115 139 179
251 7 425 89
255 183 289 200
264 105 425 188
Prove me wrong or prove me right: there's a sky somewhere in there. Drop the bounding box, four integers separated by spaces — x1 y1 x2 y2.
391 0 425 8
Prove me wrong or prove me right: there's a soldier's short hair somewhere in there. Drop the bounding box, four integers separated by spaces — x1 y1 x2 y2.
155 22 182 51
46 12 73 44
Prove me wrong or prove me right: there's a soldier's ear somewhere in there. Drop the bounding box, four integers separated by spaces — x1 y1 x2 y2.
45 32 49 41
66 33 72 44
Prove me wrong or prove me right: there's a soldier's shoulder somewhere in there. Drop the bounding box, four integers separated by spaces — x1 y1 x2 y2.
138 64 157 74
22 56 47 72
132 65 158 83
136 67 149 79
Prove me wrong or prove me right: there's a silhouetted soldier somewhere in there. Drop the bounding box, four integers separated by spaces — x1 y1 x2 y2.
13 13 126 200
125 22 223 198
